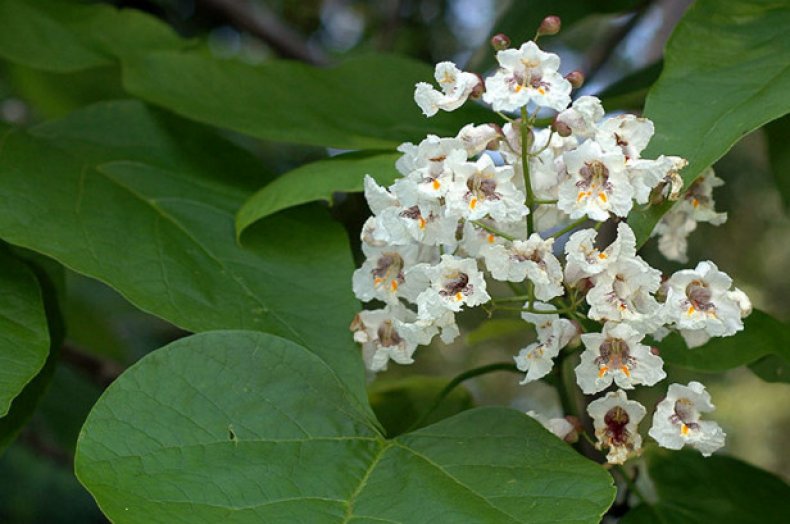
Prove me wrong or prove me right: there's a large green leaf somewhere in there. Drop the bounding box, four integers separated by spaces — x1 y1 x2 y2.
237 150 400 235
76 331 615 523
0 100 367 406
122 51 491 149
655 310 790 374
628 0 790 245
0 0 185 73
0 250 49 416
622 448 789 523
764 115 790 210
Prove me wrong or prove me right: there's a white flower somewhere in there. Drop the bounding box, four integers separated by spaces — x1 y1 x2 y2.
482 41 571 112
457 218 523 258
564 223 637 285
648 381 726 456
663 261 747 339
527 411 578 442
626 155 687 205
378 203 458 247
445 154 529 222
394 136 468 204
415 255 490 320
595 114 654 161
576 322 666 394
588 389 646 464
554 96 604 138
652 168 727 262
351 305 433 372
558 140 634 221
586 261 664 332
414 61 480 117
352 243 428 305
515 303 577 384
481 234 564 300
456 123 501 156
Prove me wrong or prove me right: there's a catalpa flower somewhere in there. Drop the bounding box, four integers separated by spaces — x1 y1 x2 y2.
554 95 604 139
445 154 529 222
588 389 646 465
351 304 433 372
648 381 726 456
481 234 564 300
482 41 571 112
414 61 480 117
595 114 654 161
663 261 748 341
576 322 666 394
515 303 577 383
352 243 428 305
415 255 490 320
558 140 633 221
564 223 637 285
458 218 524 258
456 123 501 156
626 155 687 205
394 136 467 204
527 410 579 442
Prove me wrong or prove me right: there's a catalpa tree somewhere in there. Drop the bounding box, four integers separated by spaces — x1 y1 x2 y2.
0 1 788 523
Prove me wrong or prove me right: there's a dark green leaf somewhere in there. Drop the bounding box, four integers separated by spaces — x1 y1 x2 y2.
628 0 790 245
598 61 662 111
76 331 615 523
122 51 491 149
0 250 49 416
748 354 789 383
368 375 474 437
465 318 531 346
0 100 368 406
764 115 790 210
622 448 790 524
0 0 185 73
237 150 400 236
656 310 790 373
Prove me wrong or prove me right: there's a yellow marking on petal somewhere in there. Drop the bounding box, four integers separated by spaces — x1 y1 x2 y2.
577 191 590 202
681 424 690 436
598 252 608 260
687 305 696 315
418 216 427 229
514 84 523 93
598 191 608 203
598 366 609 378
373 277 383 286
432 179 441 190
455 292 463 301
537 86 546 95
390 280 399 292
620 366 631 377
487 234 495 244
692 198 700 208
470 197 478 209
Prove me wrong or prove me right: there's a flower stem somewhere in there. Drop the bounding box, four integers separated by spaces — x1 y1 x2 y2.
471 220 516 241
549 217 588 239
520 106 535 236
407 362 520 432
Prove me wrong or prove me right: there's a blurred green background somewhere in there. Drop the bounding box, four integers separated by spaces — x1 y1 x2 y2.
0 1 787 522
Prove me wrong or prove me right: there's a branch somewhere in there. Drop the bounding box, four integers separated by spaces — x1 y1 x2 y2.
60 343 124 389
198 0 328 65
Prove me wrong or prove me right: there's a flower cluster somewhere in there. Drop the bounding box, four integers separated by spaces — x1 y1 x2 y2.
351 24 749 465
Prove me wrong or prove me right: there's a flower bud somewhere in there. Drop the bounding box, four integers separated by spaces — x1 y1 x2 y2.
469 74 485 100
490 33 511 50
552 117 572 138
565 71 585 89
650 346 661 356
537 16 561 37
564 416 583 443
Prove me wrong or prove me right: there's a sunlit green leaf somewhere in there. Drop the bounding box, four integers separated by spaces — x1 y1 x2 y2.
628 0 790 245
237 150 400 236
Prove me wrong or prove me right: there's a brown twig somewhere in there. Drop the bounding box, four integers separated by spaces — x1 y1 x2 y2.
59 343 124 389
198 0 328 65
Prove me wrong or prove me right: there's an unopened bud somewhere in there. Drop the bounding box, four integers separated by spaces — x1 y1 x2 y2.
565 70 585 89
537 16 561 37
490 33 511 51
650 346 661 356
470 74 485 99
552 117 572 137
564 416 583 443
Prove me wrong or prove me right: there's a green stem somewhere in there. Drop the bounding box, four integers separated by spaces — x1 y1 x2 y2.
520 106 535 236
550 217 588 239
408 363 520 431
614 465 647 504
533 199 558 205
471 220 517 241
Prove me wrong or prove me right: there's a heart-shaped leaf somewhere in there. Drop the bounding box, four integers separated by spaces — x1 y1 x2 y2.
75 331 615 523
0 251 49 417
628 0 790 245
0 100 367 405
